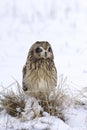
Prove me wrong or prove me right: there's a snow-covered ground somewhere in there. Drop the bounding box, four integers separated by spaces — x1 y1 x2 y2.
0 94 87 130
0 0 87 130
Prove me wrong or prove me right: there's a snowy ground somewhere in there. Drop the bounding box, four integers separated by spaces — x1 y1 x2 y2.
0 95 87 130
0 0 87 130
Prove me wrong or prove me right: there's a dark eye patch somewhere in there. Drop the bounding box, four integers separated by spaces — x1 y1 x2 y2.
48 47 52 52
35 47 42 53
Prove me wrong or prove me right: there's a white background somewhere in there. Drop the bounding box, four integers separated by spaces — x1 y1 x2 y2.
0 0 87 89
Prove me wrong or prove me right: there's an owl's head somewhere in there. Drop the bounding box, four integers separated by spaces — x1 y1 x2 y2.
29 41 54 60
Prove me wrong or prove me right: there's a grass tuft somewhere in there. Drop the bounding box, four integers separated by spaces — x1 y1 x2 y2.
0 76 71 121
38 75 70 120
0 81 25 117
72 87 87 107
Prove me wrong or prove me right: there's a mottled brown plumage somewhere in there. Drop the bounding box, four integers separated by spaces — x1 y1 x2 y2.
22 41 57 98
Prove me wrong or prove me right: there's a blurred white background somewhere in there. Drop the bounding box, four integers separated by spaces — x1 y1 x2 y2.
0 0 87 89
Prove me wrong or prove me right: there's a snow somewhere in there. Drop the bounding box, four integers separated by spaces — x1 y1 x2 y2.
0 96 87 130
0 0 87 130
0 110 70 130
65 106 87 130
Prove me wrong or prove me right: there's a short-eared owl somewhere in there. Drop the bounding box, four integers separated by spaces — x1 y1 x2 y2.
22 41 57 98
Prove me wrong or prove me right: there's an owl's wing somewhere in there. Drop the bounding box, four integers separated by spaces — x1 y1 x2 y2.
53 65 57 87
22 65 26 78
22 65 28 91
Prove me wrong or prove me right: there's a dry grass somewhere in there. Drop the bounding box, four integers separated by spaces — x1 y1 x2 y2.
0 76 71 121
38 76 70 120
0 81 25 117
72 87 87 107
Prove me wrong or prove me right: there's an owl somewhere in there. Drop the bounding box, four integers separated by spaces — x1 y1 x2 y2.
22 41 57 98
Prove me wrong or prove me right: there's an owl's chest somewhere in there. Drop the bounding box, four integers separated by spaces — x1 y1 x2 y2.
37 67 52 83
36 61 54 82
38 78 48 91
27 60 55 86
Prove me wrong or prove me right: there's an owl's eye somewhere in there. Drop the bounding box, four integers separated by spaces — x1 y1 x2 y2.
48 47 52 52
35 47 42 53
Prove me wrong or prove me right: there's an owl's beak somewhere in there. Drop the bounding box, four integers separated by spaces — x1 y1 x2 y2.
45 52 47 57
